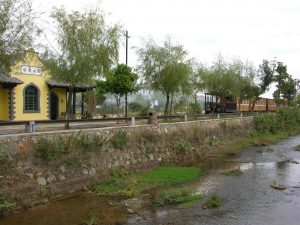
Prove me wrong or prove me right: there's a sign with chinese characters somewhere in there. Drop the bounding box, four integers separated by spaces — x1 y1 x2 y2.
20 65 42 75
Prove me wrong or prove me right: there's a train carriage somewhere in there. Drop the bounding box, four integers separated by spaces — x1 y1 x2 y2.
204 93 282 114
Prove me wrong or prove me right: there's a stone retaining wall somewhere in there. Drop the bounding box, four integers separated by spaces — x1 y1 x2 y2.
0 117 254 208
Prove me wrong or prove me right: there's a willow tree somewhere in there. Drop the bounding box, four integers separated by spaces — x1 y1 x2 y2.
43 8 121 127
136 38 192 115
200 56 241 101
0 0 37 73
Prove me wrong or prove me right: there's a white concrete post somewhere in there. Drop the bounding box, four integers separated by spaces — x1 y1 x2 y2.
26 121 36 133
184 114 188 122
217 113 220 119
131 117 135 126
240 113 243 117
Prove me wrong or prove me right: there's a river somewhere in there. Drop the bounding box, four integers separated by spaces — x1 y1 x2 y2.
1 135 300 225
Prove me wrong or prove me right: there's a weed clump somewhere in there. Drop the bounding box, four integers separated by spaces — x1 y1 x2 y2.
153 188 203 206
172 141 190 154
295 145 300 152
83 217 97 225
110 131 127 150
202 195 224 209
220 169 243 176
0 193 15 215
0 152 13 177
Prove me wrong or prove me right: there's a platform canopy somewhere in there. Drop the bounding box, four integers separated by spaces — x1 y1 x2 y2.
46 80 95 92
0 73 23 88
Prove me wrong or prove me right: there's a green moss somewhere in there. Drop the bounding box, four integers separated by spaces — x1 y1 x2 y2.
92 167 202 197
153 187 203 206
202 195 224 209
138 167 202 188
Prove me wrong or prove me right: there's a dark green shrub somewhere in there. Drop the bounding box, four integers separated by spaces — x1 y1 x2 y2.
254 114 278 133
254 108 300 134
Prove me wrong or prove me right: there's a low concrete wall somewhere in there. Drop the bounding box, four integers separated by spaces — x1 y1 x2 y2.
0 117 254 207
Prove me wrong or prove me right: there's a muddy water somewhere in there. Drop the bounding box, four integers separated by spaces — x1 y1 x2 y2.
0 194 129 225
2 135 300 225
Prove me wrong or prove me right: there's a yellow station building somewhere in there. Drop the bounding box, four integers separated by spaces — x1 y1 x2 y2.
0 49 92 121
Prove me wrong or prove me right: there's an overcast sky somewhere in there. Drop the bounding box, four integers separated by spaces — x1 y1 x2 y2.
33 0 300 97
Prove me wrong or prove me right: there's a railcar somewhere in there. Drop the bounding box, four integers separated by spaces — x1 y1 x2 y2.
204 93 281 114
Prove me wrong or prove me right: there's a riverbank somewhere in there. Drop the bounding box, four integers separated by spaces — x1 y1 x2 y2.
0 116 254 216
1 108 300 219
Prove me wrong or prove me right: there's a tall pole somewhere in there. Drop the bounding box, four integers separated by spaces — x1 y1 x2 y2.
124 30 130 118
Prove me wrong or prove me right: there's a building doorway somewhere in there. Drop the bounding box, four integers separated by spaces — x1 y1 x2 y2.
50 92 59 120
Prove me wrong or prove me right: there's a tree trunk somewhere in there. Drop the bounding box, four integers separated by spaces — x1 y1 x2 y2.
164 94 170 115
65 87 74 129
238 99 241 112
251 99 257 111
115 94 120 118
194 95 197 105
170 94 174 115
125 93 128 118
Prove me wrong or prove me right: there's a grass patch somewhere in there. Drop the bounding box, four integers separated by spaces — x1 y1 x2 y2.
220 168 243 176
92 167 202 197
202 195 224 209
34 132 107 161
153 187 204 206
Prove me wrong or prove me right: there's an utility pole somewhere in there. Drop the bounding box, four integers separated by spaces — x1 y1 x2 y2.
124 30 130 118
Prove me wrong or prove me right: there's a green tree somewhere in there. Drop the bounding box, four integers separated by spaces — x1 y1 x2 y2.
190 63 206 105
258 59 276 93
136 38 192 115
105 64 138 117
199 55 241 101
273 63 297 106
42 8 121 127
0 0 37 73
236 62 261 111
95 80 108 106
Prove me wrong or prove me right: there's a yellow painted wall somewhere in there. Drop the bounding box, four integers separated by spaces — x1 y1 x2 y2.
0 87 9 120
51 88 67 117
10 49 52 121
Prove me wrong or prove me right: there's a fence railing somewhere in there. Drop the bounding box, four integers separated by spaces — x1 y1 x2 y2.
0 111 267 135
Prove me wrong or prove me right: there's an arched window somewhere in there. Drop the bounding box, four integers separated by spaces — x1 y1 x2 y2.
24 85 39 112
